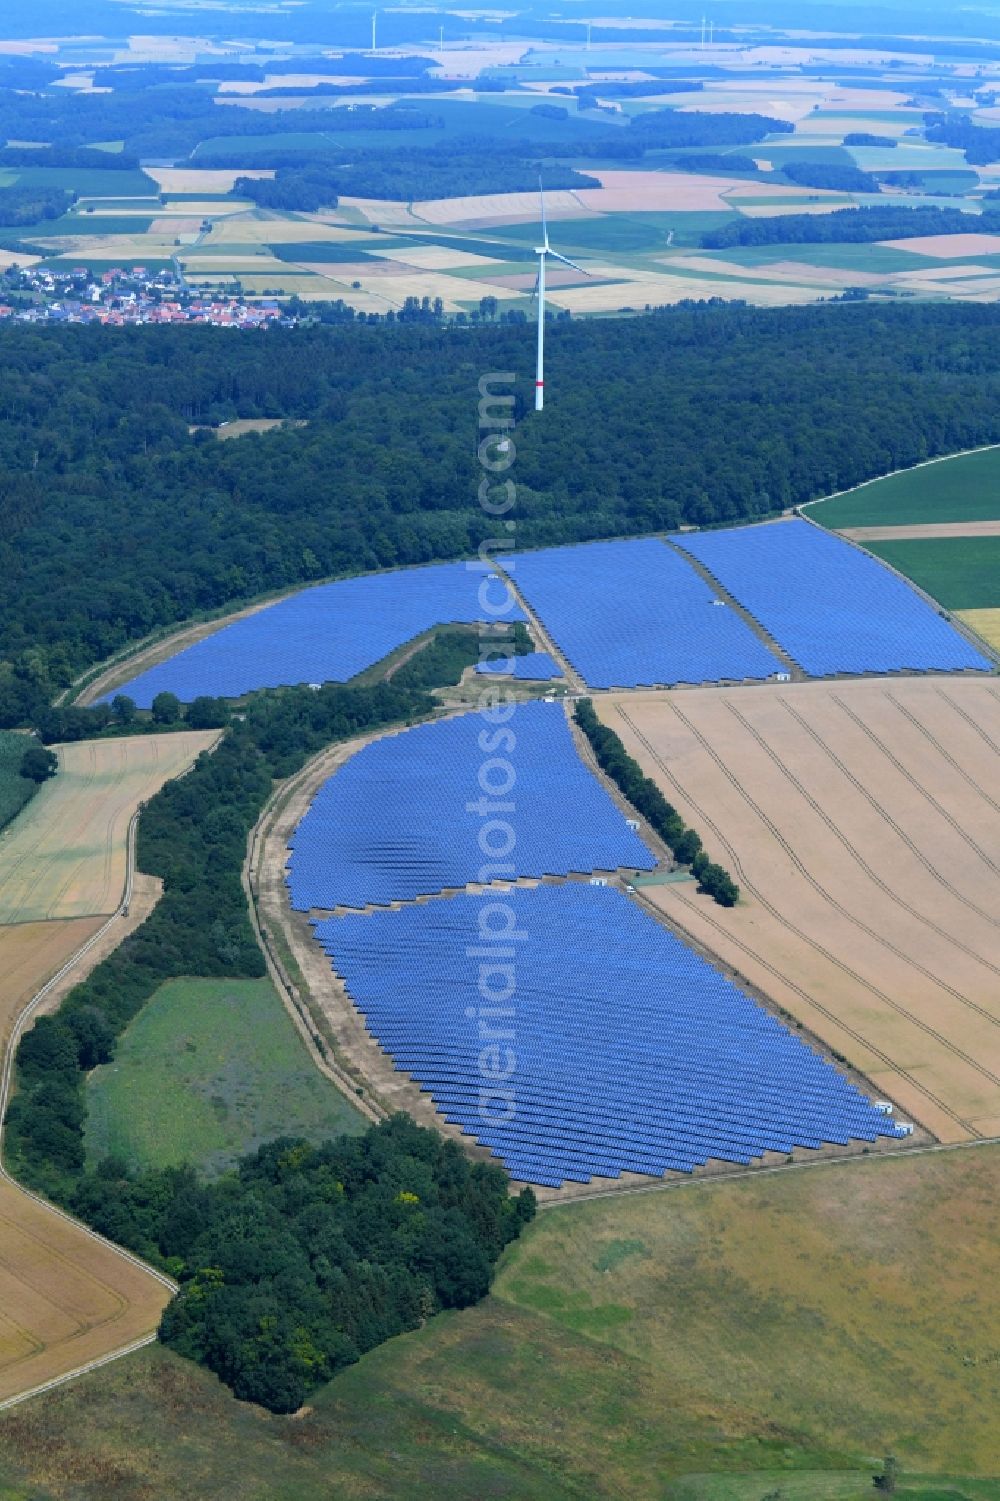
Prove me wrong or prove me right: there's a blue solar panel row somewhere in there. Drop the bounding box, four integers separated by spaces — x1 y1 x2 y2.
103 562 527 707
286 701 657 911
497 538 784 689
314 884 906 1187
677 519 993 677
476 651 563 680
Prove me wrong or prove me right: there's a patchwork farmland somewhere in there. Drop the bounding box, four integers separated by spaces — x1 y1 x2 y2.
600 679 1000 1144
0 729 223 1406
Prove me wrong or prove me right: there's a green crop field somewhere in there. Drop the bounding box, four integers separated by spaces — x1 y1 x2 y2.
480 216 669 253
815 448 1000 528
272 241 384 263
34 215 158 236
84 976 364 1175
0 731 36 835
712 243 945 271
11 165 160 196
485 214 698 253
41 256 174 273
862 535 1000 609
0 1148 997 1499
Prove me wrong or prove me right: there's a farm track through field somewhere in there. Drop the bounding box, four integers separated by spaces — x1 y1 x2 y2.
723 698 1000 1006
779 695 1000 936
830 691 1000 880
888 687 1000 815
610 686 1000 1142
650 699 1000 1084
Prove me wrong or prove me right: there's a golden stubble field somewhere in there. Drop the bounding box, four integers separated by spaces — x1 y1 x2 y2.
0 731 219 924
598 678 1000 1143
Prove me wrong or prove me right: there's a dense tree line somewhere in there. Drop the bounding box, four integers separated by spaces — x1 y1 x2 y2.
233 145 597 208
0 145 143 172
782 161 881 193
252 77 468 99
0 184 74 226
5 305 1000 728
571 79 703 99
701 203 1000 247
924 113 1000 164
538 110 791 165
676 152 757 174
94 54 435 89
573 699 738 905
843 133 896 147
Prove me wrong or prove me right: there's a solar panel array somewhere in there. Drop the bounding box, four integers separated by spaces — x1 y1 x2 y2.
287 702 657 911
476 651 563 681
315 884 905 1187
677 519 993 677
497 538 784 689
103 563 527 707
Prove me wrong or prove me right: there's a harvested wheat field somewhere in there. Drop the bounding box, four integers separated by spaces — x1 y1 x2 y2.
882 232 1000 258
0 1175 171 1405
145 167 274 194
599 678 1000 1143
0 918 102 1055
0 920 171 1405
0 731 219 924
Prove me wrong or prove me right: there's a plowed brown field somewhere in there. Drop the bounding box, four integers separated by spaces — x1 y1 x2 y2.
599 678 1000 1143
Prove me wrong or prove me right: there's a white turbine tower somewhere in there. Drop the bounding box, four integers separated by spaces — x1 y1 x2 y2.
533 181 588 412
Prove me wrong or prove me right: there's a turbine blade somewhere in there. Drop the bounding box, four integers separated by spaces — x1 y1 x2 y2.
547 248 589 275
530 267 540 300
539 175 548 248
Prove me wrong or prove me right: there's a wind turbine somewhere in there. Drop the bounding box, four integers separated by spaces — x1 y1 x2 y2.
532 181 589 412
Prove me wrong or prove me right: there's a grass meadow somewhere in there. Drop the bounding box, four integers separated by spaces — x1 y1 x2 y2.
815 448 1000 529
0 1147 997 1498
84 976 364 1174
863 535 1000 608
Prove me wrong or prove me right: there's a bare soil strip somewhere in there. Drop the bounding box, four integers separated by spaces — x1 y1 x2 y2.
839 521 1000 541
600 679 1000 1144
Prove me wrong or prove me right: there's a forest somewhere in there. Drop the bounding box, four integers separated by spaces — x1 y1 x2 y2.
233 147 598 208
924 113 1000 164
0 183 74 226
701 203 1000 246
5 303 1000 727
782 161 880 192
